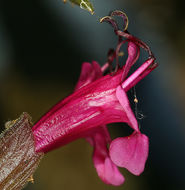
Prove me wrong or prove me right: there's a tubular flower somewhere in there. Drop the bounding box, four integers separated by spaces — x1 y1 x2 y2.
32 11 157 186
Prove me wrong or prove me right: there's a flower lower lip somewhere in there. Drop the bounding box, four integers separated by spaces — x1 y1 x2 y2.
122 58 158 92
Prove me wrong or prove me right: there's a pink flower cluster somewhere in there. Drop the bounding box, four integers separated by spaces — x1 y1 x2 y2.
32 11 157 186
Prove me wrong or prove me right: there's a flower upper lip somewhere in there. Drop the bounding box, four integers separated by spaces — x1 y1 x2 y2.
122 57 157 92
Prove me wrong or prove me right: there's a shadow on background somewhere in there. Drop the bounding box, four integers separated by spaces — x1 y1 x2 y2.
0 0 185 190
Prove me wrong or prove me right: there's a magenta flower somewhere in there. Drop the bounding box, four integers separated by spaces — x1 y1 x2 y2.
32 11 157 186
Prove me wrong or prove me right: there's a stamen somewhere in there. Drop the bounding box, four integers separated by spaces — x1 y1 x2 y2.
116 30 154 58
100 10 156 81
118 51 124 57
115 40 127 72
102 45 125 75
110 10 129 32
100 16 118 33
106 48 116 74
100 10 154 58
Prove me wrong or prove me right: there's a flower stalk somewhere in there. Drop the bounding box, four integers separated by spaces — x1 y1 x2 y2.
0 113 43 190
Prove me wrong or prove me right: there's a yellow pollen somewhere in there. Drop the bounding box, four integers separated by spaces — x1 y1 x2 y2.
134 97 138 103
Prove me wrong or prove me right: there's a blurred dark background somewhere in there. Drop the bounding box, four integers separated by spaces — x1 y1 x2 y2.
0 0 185 189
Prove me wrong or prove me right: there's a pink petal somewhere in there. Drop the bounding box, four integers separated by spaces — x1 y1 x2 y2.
33 60 155 153
109 132 149 175
86 127 124 186
94 157 125 186
75 64 124 186
122 42 140 81
75 61 102 90
116 85 139 132
33 71 129 153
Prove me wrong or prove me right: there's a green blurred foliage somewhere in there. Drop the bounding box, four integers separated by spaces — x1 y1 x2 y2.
68 0 94 14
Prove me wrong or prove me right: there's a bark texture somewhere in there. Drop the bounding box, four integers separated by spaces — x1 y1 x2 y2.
0 112 43 190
